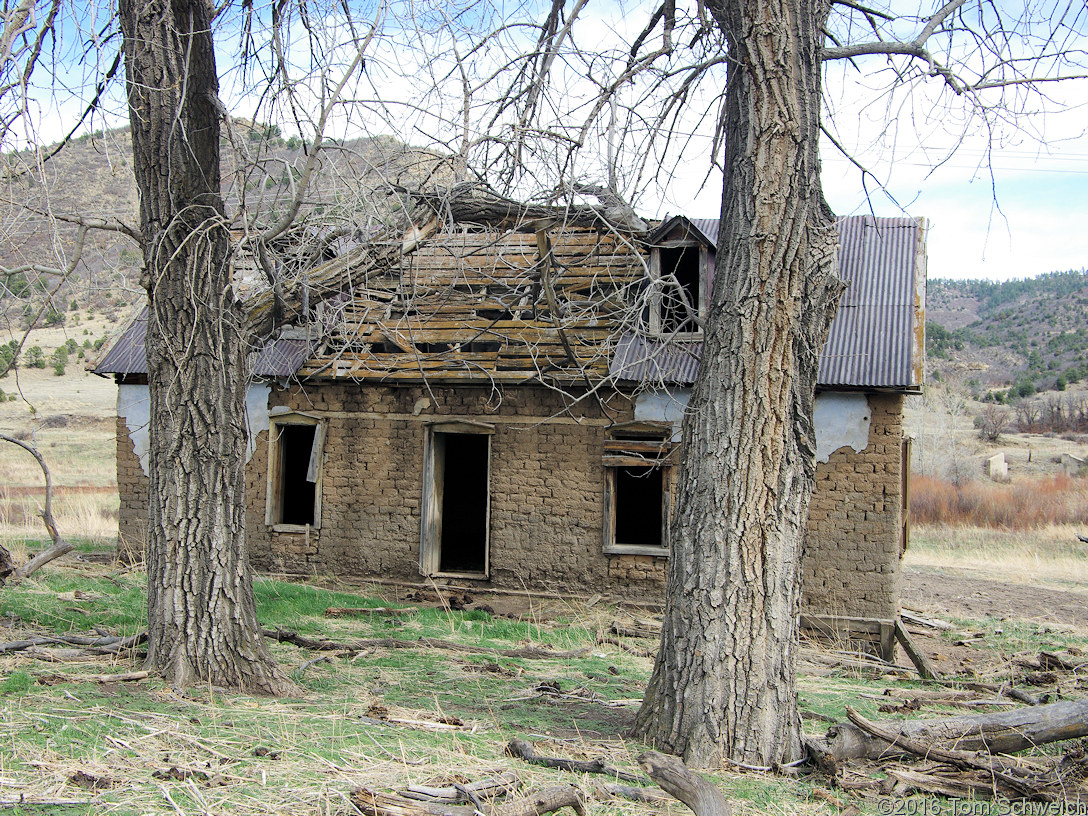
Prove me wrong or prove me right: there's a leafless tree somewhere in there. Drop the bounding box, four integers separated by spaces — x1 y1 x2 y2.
0 0 445 691
1015 397 1043 433
1043 392 1067 432
976 402 1011 442
489 0 1088 767
3 0 1086 764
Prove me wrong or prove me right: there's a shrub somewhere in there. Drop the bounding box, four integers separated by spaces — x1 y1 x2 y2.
24 345 46 368
50 347 67 376
0 340 17 375
911 474 1088 528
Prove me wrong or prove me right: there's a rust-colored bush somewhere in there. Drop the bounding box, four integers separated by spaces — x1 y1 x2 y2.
910 474 1088 528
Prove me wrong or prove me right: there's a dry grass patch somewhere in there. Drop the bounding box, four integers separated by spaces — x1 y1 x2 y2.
906 523 1088 586
911 475 1088 528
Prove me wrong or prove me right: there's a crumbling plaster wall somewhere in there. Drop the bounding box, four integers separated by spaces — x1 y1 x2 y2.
803 392 905 619
245 382 642 593
112 382 905 615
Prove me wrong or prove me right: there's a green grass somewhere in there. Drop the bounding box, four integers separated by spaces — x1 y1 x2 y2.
3 563 1087 815
0 669 34 696
0 572 146 633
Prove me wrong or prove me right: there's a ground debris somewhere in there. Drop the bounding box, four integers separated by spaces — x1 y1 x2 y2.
67 770 115 790
809 705 1088 802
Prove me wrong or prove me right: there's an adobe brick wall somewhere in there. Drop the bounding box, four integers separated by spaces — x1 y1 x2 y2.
113 384 904 616
115 415 149 561
245 382 650 594
802 392 904 619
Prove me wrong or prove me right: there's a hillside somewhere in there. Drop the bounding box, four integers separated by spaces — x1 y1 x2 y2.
926 271 1088 398
0 125 448 328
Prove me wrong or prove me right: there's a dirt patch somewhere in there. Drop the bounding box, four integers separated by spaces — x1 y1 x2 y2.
901 564 1088 631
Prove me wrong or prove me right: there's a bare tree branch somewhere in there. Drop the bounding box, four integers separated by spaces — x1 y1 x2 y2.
0 432 75 582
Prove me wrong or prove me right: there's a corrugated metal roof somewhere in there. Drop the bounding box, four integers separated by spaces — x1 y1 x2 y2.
822 215 925 388
611 333 703 384
612 214 926 390
91 307 148 376
251 338 314 377
93 305 313 378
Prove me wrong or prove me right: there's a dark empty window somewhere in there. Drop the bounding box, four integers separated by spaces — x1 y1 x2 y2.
268 421 322 528
658 245 701 334
614 466 664 548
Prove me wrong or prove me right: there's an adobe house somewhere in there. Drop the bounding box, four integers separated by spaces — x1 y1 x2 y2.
95 204 926 621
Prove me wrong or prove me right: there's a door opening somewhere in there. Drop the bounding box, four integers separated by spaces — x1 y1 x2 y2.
422 428 491 576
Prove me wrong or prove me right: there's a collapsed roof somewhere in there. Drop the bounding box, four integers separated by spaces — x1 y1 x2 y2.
94 202 926 392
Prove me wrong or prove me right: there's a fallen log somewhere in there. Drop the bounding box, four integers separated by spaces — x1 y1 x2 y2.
0 633 143 654
593 782 671 804
506 739 643 783
842 708 1043 799
608 622 659 639
402 772 520 804
262 629 590 660
325 606 416 618
351 784 584 816
36 670 150 684
637 751 731 816
884 767 1004 799
819 696 1088 762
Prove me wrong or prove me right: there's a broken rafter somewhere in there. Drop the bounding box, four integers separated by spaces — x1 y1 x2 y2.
405 184 648 234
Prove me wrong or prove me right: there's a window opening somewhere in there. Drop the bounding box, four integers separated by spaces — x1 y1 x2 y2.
274 423 318 526
658 245 701 333
614 466 664 548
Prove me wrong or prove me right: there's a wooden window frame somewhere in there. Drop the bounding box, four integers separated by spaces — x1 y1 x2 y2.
265 414 325 532
420 420 494 579
602 422 674 556
649 240 710 338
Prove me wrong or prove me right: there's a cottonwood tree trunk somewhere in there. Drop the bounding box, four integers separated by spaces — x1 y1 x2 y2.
632 0 843 767
119 0 293 693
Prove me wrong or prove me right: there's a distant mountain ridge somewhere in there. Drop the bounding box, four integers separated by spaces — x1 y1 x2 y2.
926 270 1088 396
0 124 447 324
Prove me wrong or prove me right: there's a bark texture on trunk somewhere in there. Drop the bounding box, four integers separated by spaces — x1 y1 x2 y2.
119 0 292 693
631 0 842 767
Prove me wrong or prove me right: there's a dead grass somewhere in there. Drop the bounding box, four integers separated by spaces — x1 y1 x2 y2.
0 567 841 816
1 336 120 552
910 474 1088 528
906 523 1088 586
0 416 119 549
